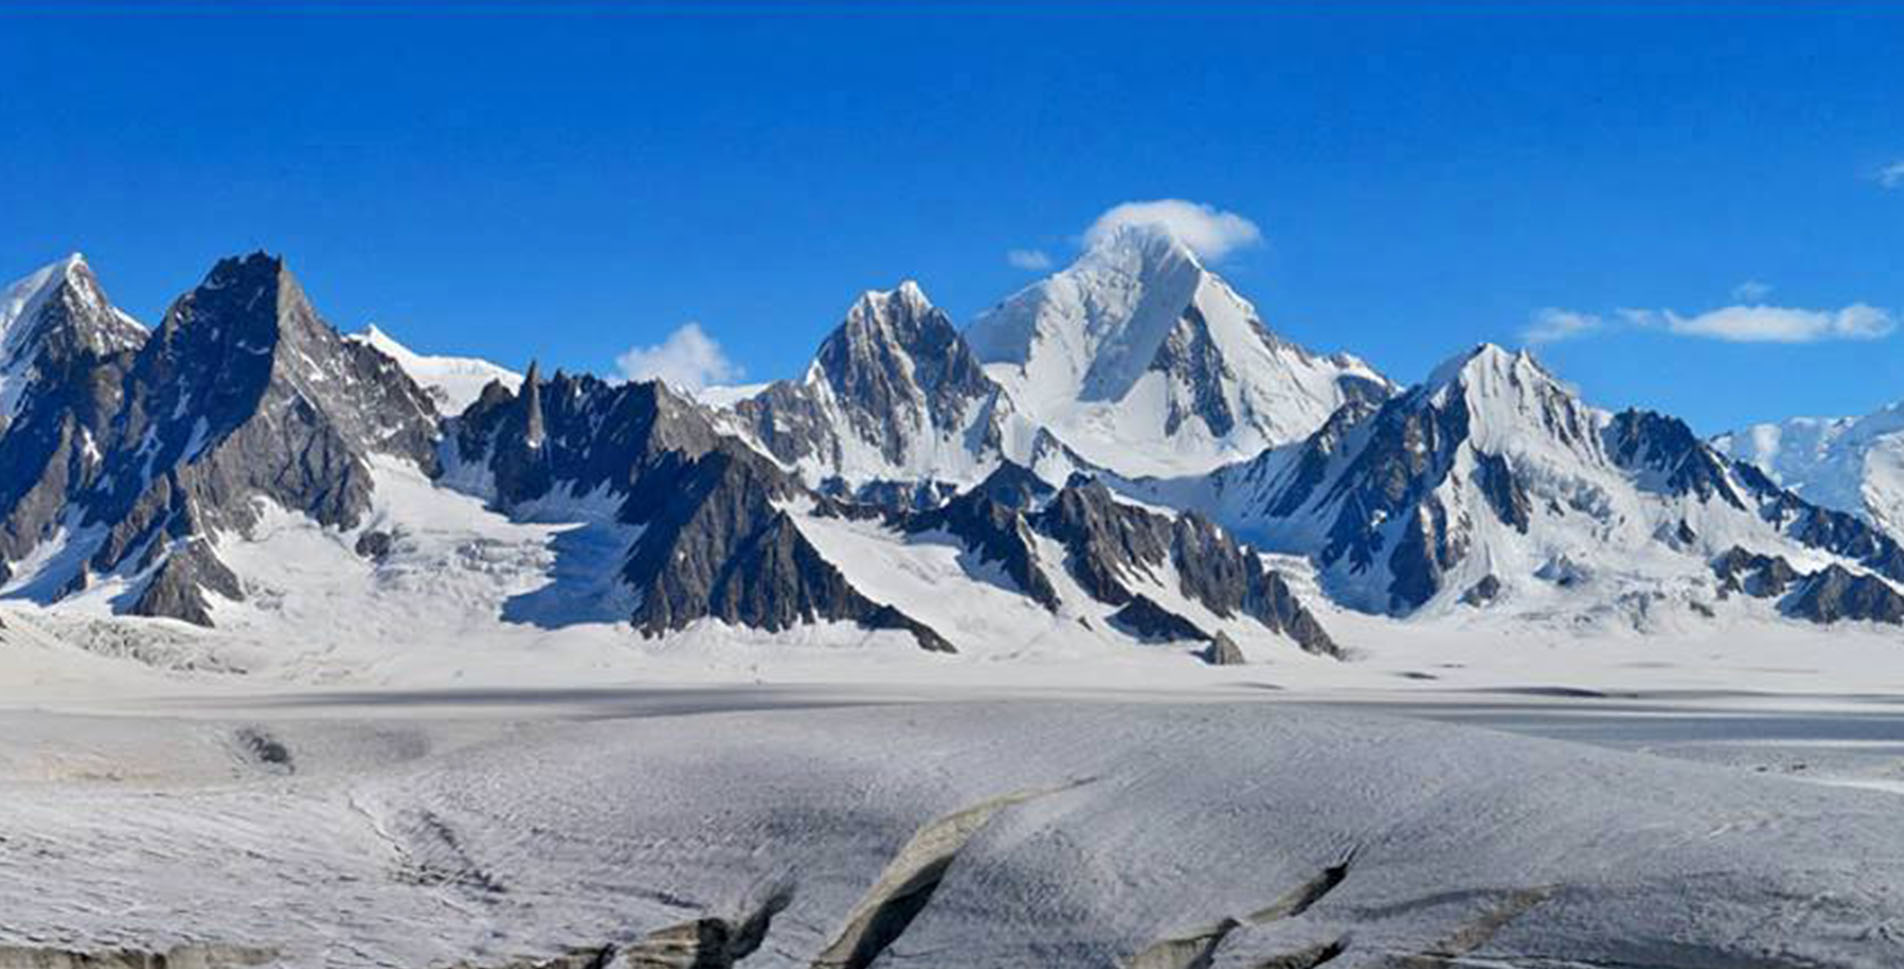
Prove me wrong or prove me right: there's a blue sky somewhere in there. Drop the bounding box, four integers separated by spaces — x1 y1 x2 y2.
1 2 1900 433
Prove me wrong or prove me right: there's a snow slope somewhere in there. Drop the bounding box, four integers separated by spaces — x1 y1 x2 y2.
351 323 521 415
967 224 1390 478
2 699 1903 967
1716 401 1904 540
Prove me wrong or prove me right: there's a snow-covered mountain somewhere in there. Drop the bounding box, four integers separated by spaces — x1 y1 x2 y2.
967 224 1392 478
4 247 1901 669
0 254 144 425
0 253 441 624
442 360 1338 658
0 255 148 586
1142 344 1904 628
350 324 520 415
1715 402 1904 541
721 281 1081 499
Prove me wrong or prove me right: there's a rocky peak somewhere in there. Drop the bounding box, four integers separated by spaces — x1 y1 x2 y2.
1 254 145 422
521 360 546 448
1422 343 1601 460
728 281 1011 486
6 252 446 626
1607 409 1742 506
809 280 992 426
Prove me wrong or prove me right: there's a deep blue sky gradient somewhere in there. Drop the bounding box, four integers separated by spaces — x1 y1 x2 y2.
2 2 1900 432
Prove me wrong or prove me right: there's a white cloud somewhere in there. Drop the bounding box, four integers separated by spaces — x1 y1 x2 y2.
1879 161 1904 189
1083 199 1264 262
1624 303 1896 343
1730 280 1773 302
615 322 741 390
1006 248 1053 271
1521 307 1604 345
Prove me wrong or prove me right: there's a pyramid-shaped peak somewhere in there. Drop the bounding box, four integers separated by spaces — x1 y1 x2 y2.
2 252 143 366
1424 343 1556 394
1075 220 1207 276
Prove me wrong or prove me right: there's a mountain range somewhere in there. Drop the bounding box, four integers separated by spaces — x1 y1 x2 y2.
2 227 1900 669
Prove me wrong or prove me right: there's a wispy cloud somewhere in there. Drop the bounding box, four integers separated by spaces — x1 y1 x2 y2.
1526 295 1895 347
615 322 741 391
1521 307 1604 345
1880 160 1904 190
1624 304 1896 343
1083 199 1264 262
1006 248 1053 271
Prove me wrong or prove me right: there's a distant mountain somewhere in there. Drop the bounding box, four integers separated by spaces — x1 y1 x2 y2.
1143 344 1904 627
351 324 520 415
1714 403 1904 541
967 224 1391 478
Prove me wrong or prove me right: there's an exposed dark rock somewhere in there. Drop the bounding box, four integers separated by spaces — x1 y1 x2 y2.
1607 409 1743 508
1201 631 1246 666
1251 398 1383 520
354 529 394 559
0 258 146 566
1711 546 1800 599
1 253 442 625
905 470 1060 612
1472 452 1529 533
1151 304 1236 437
1311 380 1473 613
455 373 955 652
817 477 959 512
1786 565 1904 625
1032 479 1339 656
1459 574 1501 606
730 283 1002 481
1033 479 1174 604
130 539 242 627
1110 594 1212 644
964 459 1054 512
622 919 733 969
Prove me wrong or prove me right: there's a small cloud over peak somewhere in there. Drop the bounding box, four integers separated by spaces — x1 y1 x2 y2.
615 322 741 391
1083 199 1263 263
1731 280 1773 303
1006 248 1053 271
1879 160 1904 190
1521 307 1603 345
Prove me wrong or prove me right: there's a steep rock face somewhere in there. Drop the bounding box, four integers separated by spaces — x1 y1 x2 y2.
451 371 954 651
2 253 442 624
1711 547 1801 599
1030 480 1338 655
450 368 726 508
1786 565 1904 625
967 224 1391 477
902 463 1062 612
0 256 146 565
726 283 1045 492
